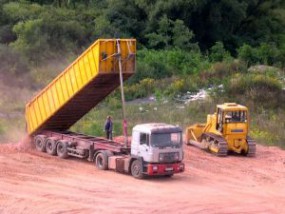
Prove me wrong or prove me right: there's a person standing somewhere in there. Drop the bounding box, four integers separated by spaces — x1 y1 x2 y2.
104 116 113 140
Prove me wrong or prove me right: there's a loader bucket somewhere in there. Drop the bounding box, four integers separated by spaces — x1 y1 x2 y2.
185 124 205 144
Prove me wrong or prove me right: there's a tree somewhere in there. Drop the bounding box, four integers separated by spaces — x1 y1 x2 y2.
210 42 231 62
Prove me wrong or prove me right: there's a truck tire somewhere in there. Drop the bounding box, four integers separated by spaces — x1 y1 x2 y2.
95 152 108 170
57 140 69 159
46 137 58 155
34 135 46 152
131 160 144 179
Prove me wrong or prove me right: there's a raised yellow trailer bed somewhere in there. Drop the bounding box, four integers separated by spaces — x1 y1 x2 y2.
25 39 136 135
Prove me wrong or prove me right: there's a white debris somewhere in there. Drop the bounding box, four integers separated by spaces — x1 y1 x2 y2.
175 89 208 104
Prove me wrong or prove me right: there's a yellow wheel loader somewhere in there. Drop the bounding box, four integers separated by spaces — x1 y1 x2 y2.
185 103 256 156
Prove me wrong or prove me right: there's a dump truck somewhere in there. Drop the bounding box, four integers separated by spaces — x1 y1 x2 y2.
185 103 256 156
25 39 184 178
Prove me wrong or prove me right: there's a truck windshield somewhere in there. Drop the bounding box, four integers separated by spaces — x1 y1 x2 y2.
151 132 182 148
224 111 247 123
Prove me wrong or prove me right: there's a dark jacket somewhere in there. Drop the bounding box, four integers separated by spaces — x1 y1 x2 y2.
105 119 112 131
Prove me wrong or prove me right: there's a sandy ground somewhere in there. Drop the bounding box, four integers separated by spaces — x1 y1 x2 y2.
0 141 285 214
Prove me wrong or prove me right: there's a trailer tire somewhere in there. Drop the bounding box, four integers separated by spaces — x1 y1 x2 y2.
57 140 69 159
46 137 58 155
95 152 108 170
34 135 46 152
131 160 144 179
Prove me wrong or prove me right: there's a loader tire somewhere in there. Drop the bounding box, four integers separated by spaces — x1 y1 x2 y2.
34 135 46 152
46 137 58 155
57 140 69 159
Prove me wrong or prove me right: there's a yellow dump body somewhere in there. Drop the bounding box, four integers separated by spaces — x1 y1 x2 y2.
25 39 136 135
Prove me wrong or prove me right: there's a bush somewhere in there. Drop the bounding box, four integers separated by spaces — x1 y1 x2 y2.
131 49 209 83
238 43 282 67
165 77 199 96
226 74 283 105
124 78 155 100
209 42 232 62
199 61 241 85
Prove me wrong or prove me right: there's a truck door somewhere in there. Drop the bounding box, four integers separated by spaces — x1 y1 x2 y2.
131 131 150 157
138 132 150 156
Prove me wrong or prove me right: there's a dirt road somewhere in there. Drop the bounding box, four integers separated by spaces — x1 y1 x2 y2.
0 142 284 214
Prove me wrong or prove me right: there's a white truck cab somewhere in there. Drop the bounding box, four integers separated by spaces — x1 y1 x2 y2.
129 123 184 178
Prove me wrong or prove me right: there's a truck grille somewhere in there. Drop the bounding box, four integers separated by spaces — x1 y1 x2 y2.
159 152 177 163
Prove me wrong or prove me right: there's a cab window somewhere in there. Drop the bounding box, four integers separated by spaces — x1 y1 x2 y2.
217 108 223 131
224 111 247 123
140 133 149 146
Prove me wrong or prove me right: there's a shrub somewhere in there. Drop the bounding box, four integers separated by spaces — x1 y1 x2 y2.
238 43 282 67
165 77 199 96
238 44 257 66
209 42 232 62
226 74 283 105
199 61 235 85
131 49 209 83
124 78 155 100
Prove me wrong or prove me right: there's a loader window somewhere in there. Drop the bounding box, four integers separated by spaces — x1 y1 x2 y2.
140 133 149 146
217 108 223 131
224 111 247 123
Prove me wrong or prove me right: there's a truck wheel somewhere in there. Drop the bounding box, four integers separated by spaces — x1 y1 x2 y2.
57 140 69 159
34 135 46 152
131 160 144 179
46 137 58 155
95 152 108 170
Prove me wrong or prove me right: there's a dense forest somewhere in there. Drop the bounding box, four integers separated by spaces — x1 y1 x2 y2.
1 0 284 95
0 0 284 64
0 0 285 146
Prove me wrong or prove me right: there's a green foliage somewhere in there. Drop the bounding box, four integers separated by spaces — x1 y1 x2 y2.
238 43 283 66
198 60 248 86
11 19 50 61
226 74 283 106
3 2 43 22
132 48 209 83
209 42 232 62
250 108 285 149
0 0 284 65
2 2 94 62
146 15 196 50
124 78 155 100
250 128 277 146
165 77 199 96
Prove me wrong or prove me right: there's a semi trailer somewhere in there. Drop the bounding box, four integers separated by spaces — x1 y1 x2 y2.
25 39 184 178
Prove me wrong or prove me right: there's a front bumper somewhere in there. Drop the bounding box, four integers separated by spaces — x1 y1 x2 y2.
145 162 185 176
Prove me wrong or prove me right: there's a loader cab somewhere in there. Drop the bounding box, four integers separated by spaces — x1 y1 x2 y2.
216 103 249 133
